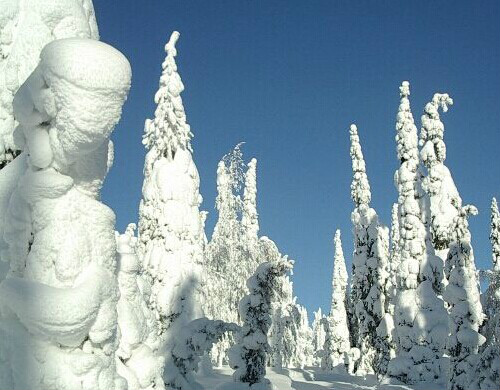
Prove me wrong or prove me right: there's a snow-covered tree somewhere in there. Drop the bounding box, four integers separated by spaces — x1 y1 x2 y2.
444 206 485 390
228 257 293 389
348 124 391 375
137 32 205 350
167 318 240 390
0 38 131 390
387 203 400 315
311 308 327 366
115 224 165 390
322 230 350 370
242 158 259 241
0 0 99 170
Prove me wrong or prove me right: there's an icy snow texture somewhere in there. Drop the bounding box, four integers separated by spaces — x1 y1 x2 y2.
137 32 205 359
321 230 350 370
348 124 391 376
242 158 259 242
389 82 448 384
229 257 293 389
0 0 98 169
115 225 165 390
311 308 327 366
0 38 131 390
444 206 485 390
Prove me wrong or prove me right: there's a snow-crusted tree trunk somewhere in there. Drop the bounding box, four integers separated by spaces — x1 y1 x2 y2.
0 0 99 170
322 230 350 370
348 124 390 376
471 198 500 389
137 33 206 384
389 82 448 384
0 38 131 390
228 257 293 389
444 206 485 390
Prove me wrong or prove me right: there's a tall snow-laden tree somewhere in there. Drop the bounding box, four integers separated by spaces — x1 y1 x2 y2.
312 308 327 366
229 257 293 389
322 230 350 370
444 206 485 390
389 82 448 384
470 198 500 390
137 32 206 386
348 124 390 375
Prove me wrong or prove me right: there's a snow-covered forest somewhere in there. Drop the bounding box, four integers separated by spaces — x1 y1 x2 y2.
0 1 498 390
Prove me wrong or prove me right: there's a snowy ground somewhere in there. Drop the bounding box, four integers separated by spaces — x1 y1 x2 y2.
194 367 445 390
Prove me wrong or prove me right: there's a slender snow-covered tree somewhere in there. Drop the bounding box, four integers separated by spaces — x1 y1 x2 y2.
444 206 485 390
322 230 350 370
348 124 390 375
470 198 500 390
311 308 327 366
137 32 206 386
228 257 293 389
242 158 259 241
389 82 448 384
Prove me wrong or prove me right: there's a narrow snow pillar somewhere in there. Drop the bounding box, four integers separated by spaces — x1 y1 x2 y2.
322 230 350 370
0 38 131 390
137 31 205 343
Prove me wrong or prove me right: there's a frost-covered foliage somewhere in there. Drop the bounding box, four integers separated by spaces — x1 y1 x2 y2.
115 224 165 390
0 38 130 390
229 257 293 389
311 308 327 366
0 0 99 169
389 82 448 384
444 206 485 390
242 158 259 241
387 203 400 316
472 198 500 389
321 230 350 370
166 318 239 390
348 124 391 375
137 32 205 350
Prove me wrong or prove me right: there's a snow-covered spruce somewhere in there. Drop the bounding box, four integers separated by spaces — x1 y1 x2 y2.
387 203 400 316
471 197 500 389
0 38 131 390
389 82 448 384
228 257 293 389
0 0 99 170
348 124 391 375
167 318 240 390
137 31 205 363
321 230 350 370
242 158 259 242
115 224 165 390
311 308 327 366
443 206 485 390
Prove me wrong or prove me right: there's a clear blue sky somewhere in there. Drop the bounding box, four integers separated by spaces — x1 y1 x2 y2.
95 0 500 319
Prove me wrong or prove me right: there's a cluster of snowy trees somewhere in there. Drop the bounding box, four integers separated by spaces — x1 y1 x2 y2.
0 2 498 390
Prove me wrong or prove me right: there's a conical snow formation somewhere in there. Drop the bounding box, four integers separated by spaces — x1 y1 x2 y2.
322 230 350 370
137 32 206 383
242 158 259 241
0 38 131 390
348 124 390 375
444 206 485 390
389 83 448 384
0 0 99 170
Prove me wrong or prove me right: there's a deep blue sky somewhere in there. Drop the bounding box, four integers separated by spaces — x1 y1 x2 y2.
95 1 500 319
